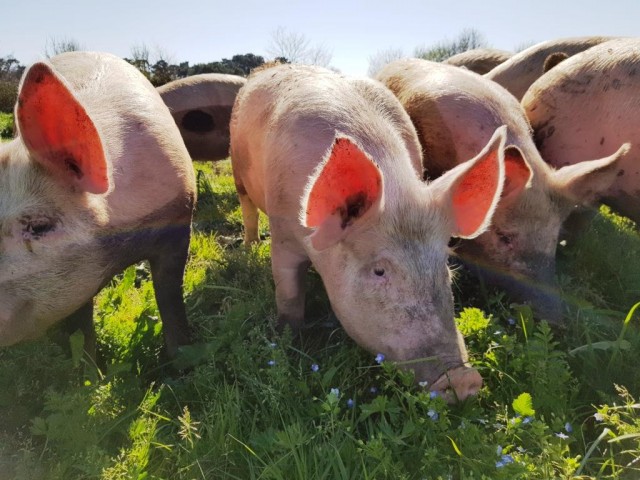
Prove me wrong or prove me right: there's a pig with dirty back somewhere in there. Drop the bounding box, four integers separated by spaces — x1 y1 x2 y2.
443 48 512 75
230 63 510 401
0 52 197 357
486 36 614 100
376 58 629 323
158 73 246 161
523 38 640 225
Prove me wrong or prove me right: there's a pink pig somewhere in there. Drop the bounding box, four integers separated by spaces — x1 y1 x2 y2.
376 58 629 323
523 38 640 225
486 36 614 101
0 52 196 357
230 64 509 401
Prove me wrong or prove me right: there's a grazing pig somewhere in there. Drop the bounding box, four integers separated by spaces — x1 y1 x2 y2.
230 64 509 401
443 48 512 75
158 73 246 161
523 38 640 225
376 58 629 323
486 36 614 100
0 52 196 357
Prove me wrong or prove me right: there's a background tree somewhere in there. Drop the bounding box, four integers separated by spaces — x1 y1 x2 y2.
414 28 487 62
267 27 333 68
0 55 24 113
367 47 405 77
44 36 83 58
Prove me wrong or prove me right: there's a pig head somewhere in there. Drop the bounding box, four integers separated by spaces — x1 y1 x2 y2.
0 52 196 357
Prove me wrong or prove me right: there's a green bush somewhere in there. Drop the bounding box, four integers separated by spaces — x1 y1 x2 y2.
0 112 14 139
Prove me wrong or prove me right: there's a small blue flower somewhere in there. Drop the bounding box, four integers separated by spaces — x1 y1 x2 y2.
346 398 355 409
555 432 569 440
496 460 505 468
594 412 604 422
429 391 439 399
369 386 378 394
330 388 340 397
427 409 439 421
267 359 276 366
496 445 503 456
311 364 320 372
375 353 385 364
507 317 516 326
565 422 573 433
269 342 277 348
500 454 514 464
522 416 533 424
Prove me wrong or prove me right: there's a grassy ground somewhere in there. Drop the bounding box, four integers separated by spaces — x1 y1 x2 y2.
0 160 639 479
0 112 13 139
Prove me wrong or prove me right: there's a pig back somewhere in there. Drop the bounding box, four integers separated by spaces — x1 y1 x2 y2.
230 65 422 223
158 74 246 161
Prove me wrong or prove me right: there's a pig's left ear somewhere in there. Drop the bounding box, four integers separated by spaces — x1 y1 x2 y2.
430 125 506 239
301 136 384 251
17 62 109 194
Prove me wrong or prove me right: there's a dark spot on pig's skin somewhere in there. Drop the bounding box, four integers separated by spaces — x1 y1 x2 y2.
600 137 605 145
338 192 369 229
618 170 625 177
235 183 247 195
612 79 622 90
182 110 215 133
547 126 555 138
630 68 636 77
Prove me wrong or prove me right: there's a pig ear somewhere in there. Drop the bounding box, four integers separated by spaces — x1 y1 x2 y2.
16 62 109 194
302 136 384 251
502 145 533 201
552 143 630 205
430 125 506 239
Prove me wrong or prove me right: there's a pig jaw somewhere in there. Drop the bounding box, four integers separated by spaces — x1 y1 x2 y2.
311 228 477 400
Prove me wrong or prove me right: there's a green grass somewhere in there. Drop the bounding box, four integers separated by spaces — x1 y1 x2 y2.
0 112 13 139
1 161 639 479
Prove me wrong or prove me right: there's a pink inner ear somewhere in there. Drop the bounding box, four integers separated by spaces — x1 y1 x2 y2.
451 149 500 236
17 63 109 194
305 137 382 228
503 146 531 199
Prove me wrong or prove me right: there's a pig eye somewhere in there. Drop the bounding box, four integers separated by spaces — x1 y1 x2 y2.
373 267 386 277
21 217 57 240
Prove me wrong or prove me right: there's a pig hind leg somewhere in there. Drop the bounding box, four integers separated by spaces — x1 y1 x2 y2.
238 186 260 244
149 224 192 358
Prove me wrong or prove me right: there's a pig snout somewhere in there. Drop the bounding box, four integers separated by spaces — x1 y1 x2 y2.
429 366 483 403
0 298 35 346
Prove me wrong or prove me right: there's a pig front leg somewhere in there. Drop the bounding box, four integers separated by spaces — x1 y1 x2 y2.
270 225 311 331
62 301 96 361
149 224 192 358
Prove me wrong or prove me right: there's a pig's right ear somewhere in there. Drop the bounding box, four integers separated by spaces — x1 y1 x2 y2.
429 125 507 239
301 136 384 251
17 62 109 194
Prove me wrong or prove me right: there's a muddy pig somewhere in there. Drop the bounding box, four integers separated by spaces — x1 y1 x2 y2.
230 63 511 401
377 58 629 323
524 38 640 227
486 36 614 100
0 51 196 357
158 73 246 161
444 48 512 75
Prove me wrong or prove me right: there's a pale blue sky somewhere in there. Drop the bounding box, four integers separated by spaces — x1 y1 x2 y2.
3 0 639 76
